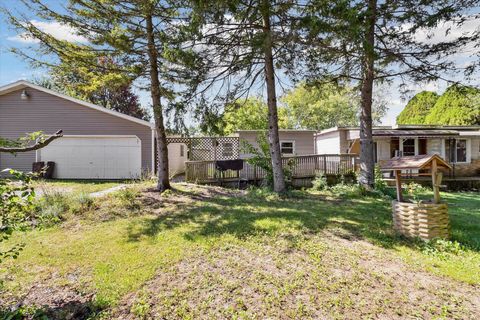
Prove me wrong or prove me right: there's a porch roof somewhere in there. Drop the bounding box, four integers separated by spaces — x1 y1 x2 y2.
372 129 459 137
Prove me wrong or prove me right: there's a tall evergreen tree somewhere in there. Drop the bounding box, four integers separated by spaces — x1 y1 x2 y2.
303 0 477 189
189 0 304 193
4 0 200 192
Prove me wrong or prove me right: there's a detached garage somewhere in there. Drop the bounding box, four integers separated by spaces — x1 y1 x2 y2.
0 81 155 179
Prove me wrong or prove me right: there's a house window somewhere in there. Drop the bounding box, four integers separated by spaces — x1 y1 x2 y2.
373 142 378 163
222 142 233 158
280 141 294 155
402 139 415 156
180 145 184 157
456 139 467 163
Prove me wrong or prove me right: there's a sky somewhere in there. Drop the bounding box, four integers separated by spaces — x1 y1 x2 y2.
1 0 479 127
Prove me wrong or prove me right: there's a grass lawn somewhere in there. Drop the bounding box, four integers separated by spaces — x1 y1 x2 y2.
32 179 124 195
0 183 479 319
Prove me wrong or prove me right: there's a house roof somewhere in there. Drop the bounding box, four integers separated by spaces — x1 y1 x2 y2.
373 129 459 137
237 129 317 133
0 80 154 128
380 154 452 171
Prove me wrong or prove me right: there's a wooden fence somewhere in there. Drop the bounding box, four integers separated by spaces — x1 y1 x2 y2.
185 154 358 184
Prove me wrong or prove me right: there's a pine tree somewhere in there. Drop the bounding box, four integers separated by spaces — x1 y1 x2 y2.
4 0 200 192
189 0 304 193
303 0 477 189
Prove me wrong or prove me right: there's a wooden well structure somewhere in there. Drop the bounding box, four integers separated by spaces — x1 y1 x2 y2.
380 154 452 240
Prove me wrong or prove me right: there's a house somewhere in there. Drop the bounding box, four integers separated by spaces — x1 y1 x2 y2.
166 129 316 176
0 80 155 179
237 129 316 158
314 125 480 176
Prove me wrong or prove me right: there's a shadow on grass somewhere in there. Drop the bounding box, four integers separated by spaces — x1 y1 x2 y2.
126 187 408 251
0 299 103 320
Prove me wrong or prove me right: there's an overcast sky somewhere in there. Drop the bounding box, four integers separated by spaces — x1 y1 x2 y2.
1 0 479 126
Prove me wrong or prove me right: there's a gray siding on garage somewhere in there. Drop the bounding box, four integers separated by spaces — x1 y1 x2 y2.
0 87 153 174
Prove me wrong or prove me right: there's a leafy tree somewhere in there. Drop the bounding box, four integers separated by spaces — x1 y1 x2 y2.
219 98 292 135
304 0 476 189
397 91 440 125
425 85 480 125
5 0 200 192
282 82 387 130
190 0 304 193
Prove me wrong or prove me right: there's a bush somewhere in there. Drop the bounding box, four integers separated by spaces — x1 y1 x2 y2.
311 173 328 191
241 133 292 190
421 239 465 260
116 187 140 210
0 169 35 262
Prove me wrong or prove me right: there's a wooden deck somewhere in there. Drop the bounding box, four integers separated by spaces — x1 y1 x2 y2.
185 154 358 185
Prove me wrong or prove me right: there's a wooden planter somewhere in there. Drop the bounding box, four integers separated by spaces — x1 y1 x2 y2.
392 201 450 240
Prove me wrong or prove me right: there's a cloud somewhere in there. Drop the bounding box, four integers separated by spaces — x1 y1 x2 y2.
7 20 88 44
413 16 479 44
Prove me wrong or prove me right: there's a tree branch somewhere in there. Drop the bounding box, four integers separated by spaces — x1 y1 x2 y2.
0 130 63 153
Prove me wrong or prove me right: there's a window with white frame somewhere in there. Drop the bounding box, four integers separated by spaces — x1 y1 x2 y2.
456 139 467 163
222 142 234 157
401 138 415 156
280 141 295 155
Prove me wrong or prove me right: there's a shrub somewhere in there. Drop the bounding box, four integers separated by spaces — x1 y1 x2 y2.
311 173 328 191
0 169 35 262
421 239 465 260
406 182 425 203
116 187 140 210
241 132 292 190
35 191 70 226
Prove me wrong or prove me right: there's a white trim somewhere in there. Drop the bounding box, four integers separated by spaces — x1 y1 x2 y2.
280 140 295 155
455 138 471 164
55 134 141 138
0 80 154 128
441 139 446 158
151 128 156 173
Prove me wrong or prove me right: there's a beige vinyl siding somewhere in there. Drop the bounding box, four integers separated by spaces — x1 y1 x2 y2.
315 131 341 154
0 88 152 174
471 138 480 160
239 131 314 158
376 139 391 161
427 138 443 156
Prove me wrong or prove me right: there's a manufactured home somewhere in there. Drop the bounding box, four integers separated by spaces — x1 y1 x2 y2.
314 125 480 176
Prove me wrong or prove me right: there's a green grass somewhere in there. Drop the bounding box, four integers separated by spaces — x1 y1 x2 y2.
32 179 123 194
1 183 479 317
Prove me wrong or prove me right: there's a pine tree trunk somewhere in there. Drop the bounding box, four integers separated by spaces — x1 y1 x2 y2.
262 2 286 194
146 14 170 192
358 0 377 190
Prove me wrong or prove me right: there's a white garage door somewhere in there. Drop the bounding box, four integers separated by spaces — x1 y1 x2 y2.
39 136 142 179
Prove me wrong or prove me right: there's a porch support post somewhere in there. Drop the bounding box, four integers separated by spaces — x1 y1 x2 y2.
431 158 441 204
395 170 403 202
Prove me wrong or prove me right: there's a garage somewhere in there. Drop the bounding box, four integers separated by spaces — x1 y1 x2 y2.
38 136 142 179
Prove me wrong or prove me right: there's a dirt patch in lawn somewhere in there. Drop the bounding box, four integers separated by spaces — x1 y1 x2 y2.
113 233 480 319
0 284 98 319
139 183 246 213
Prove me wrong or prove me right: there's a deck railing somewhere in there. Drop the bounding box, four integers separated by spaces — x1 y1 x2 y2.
185 154 358 183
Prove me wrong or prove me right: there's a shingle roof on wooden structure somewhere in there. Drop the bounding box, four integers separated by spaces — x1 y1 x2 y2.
380 154 452 171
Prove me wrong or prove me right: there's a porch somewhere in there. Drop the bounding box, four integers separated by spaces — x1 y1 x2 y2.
185 154 358 187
